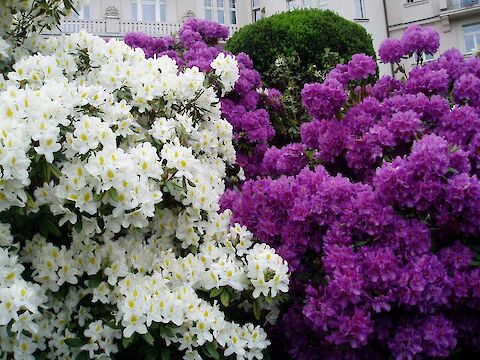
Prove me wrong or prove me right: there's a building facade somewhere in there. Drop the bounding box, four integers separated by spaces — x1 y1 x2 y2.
386 0 480 71
43 1 480 75
43 0 249 39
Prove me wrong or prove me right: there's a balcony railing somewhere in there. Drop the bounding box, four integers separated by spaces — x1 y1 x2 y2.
42 19 240 39
120 21 181 36
446 0 480 10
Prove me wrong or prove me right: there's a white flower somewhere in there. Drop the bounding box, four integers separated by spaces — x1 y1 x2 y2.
211 53 240 95
0 28 289 360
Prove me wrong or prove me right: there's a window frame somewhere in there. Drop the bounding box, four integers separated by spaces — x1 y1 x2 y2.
205 0 213 20
131 0 167 22
355 0 367 19
230 0 237 25
464 22 480 54
71 4 90 19
252 0 262 22
205 0 230 24
217 0 225 24
286 0 328 10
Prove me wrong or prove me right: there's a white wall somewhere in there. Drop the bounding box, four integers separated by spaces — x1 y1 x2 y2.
386 0 480 72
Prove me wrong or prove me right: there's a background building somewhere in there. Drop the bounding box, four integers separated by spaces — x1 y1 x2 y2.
43 1 248 39
43 1 480 75
386 0 480 71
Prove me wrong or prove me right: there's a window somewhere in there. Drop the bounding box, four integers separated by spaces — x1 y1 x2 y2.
71 5 90 19
217 0 225 24
230 0 237 25
461 0 479 6
355 0 366 19
464 23 480 53
205 0 212 20
252 0 262 22
414 52 434 64
160 1 166 22
287 0 300 10
132 0 166 22
142 0 156 22
286 0 327 10
205 0 233 23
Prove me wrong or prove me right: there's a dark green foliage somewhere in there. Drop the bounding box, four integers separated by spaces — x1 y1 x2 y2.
226 9 375 145
263 49 343 146
226 9 375 84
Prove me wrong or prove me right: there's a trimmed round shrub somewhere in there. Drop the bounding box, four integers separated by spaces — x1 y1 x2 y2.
226 9 375 83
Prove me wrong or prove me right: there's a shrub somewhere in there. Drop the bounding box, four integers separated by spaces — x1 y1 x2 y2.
226 9 375 84
226 9 375 146
222 25 480 359
0 20 289 360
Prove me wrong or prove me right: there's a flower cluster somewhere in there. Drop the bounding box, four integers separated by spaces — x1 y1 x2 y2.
0 30 289 359
123 19 278 178
223 25 480 359
378 24 440 64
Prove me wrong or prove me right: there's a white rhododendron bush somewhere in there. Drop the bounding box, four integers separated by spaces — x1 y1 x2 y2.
0 29 289 359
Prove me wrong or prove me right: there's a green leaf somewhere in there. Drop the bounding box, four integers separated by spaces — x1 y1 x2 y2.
220 290 230 307
204 342 220 360
354 240 369 248
74 220 83 234
88 275 103 288
93 192 105 202
6 320 15 337
66 322 77 332
107 188 119 202
143 332 155 346
49 163 62 179
52 285 69 300
105 321 122 330
26 192 36 209
160 348 170 360
75 351 89 360
165 181 174 193
43 218 61 237
65 337 85 348
144 348 158 360
209 287 223 298
253 299 261 321
159 325 174 337
122 334 138 349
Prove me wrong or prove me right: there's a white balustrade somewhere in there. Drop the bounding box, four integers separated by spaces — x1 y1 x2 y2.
43 19 240 40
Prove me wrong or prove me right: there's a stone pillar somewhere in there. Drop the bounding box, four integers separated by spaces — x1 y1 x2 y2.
105 6 120 35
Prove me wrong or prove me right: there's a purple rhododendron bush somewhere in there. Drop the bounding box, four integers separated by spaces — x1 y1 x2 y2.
124 19 281 179
222 25 480 359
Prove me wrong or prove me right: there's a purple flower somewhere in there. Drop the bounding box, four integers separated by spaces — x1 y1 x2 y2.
389 325 423 360
430 48 467 80
421 315 457 357
302 80 347 120
262 143 308 177
454 73 480 107
347 54 377 81
402 24 440 56
378 38 404 64
405 67 450 95
373 75 403 100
